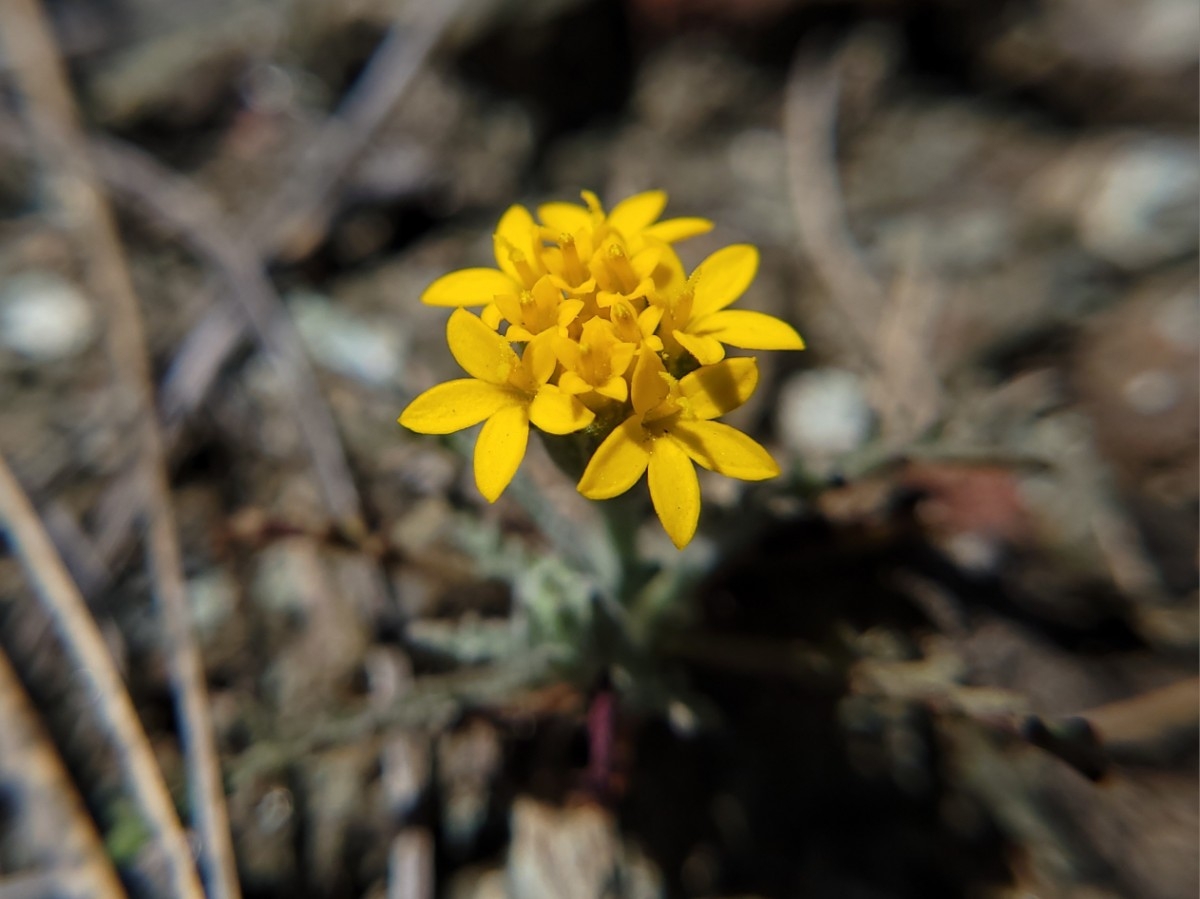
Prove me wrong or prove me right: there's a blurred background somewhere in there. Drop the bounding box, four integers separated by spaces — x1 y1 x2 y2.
0 0 1196 897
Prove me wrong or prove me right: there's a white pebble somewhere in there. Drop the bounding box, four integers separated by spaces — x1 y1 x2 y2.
1079 139 1199 270
1123 369 1179 415
777 368 875 459
0 272 96 361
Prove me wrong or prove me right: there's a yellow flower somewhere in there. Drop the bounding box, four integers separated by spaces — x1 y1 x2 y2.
555 318 637 405
658 245 806 366
538 189 713 249
399 309 593 501
401 189 804 548
577 351 779 549
495 275 584 342
419 191 711 313
607 297 663 352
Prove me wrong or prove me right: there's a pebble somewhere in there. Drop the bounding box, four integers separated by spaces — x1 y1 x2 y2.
776 368 875 460
186 569 238 642
1079 138 1199 270
0 272 96 361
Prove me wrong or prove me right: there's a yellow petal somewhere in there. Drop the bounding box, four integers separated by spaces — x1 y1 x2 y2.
580 190 605 218
537 201 591 233
670 420 780 481
609 341 636 377
528 385 594 434
481 302 504 330
638 305 664 337
577 417 651 500
607 190 667 236
632 247 663 280
447 308 517 384
691 245 758 318
679 357 759 420
474 405 529 502
558 371 590 395
558 299 585 327
648 437 701 549
631 348 671 414
399 380 516 434
595 376 629 402
522 330 559 385
642 217 714 244
422 268 517 307
672 329 726 366
651 244 688 294
477 303 501 331
693 310 805 351
493 291 525 326
495 205 535 249
494 205 538 280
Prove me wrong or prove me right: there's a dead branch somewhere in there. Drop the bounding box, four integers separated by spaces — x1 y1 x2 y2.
783 40 945 445
0 454 201 899
783 46 886 368
1078 676 1199 765
2 9 462 582
0 2 239 896
90 137 366 537
0 643 128 899
249 2 466 262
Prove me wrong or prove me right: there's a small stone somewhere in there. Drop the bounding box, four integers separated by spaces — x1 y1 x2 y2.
186 570 238 643
0 272 96 361
1078 139 1199 270
1122 369 1179 415
776 368 875 460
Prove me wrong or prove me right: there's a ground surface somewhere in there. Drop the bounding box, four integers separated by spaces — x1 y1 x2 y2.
0 1 1196 898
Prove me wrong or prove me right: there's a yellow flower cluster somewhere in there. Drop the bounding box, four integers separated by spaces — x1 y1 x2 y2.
399 190 804 548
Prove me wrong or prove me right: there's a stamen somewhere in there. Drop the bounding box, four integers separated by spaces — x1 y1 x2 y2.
605 242 639 293
559 233 587 285
508 248 538 286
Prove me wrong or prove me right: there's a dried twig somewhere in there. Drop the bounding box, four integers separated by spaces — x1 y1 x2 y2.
387 829 435 899
0 454 202 899
83 6 462 568
872 231 945 444
249 2 465 262
783 46 886 369
783 42 945 444
1077 676 1199 764
0 3 239 896
91 138 367 536
0 642 128 899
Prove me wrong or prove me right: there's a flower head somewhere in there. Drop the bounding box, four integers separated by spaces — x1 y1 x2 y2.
399 190 804 547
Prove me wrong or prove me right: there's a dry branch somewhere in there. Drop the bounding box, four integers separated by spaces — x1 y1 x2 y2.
88 136 368 538
249 3 466 262
0 2 239 897
0 454 201 899
783 41 945 445
83 6 462 574
0 643 128 899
